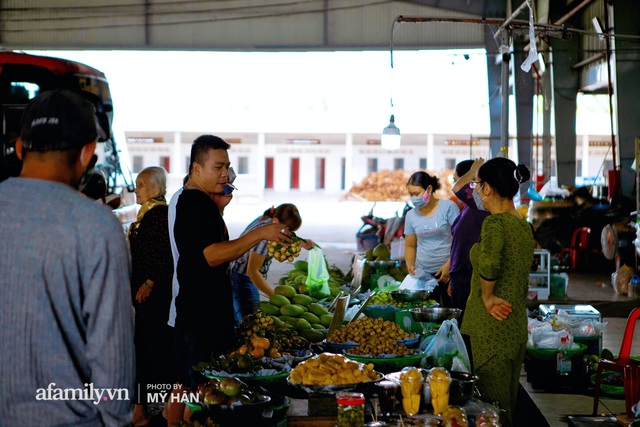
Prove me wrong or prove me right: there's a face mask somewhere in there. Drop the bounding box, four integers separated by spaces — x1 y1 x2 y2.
410 190 430 208
472 190 487 211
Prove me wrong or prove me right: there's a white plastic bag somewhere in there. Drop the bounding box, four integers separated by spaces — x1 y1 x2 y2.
425 319 471 372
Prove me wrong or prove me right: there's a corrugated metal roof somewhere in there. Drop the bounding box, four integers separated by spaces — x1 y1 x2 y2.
1 0 490 51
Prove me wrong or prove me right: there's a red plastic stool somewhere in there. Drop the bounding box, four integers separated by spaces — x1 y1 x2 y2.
592 307 640 418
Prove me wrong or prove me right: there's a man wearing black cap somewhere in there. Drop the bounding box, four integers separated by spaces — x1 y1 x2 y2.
0 90 135 426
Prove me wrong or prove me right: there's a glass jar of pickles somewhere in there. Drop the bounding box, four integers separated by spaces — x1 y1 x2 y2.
336 392 365 427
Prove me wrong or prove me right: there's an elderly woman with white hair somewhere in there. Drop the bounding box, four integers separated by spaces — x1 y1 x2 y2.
128 166 175 426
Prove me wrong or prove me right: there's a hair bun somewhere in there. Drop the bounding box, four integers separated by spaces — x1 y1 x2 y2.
515 164 531 183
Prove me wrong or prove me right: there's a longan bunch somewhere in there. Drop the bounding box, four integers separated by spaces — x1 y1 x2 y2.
327 317 414 344
267 232 303 262
349 335 414 356
237 312 274 339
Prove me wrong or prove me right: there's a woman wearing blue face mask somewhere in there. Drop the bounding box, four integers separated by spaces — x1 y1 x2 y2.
448 158 491 324
404 171 459 307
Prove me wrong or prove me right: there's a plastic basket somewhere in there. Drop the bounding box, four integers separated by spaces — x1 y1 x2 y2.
525 343 587 361
344 352 426 374
590 371 625 397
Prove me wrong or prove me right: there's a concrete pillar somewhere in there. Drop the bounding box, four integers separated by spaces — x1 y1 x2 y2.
582 134 590 178
427 133 435 170
256 132 266 198
484 25 503 158
549 34 580 188
345 133 353 189
173 131 182 176
612 0 640 197
513 34 535 200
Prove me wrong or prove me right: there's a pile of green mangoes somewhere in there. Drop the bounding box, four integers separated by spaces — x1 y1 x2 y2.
277 260 349 298
259 286 332 343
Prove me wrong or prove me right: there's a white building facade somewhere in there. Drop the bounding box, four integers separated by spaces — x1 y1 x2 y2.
123 130 612 199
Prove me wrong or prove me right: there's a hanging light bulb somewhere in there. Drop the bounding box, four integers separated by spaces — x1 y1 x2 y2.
381 114 401 150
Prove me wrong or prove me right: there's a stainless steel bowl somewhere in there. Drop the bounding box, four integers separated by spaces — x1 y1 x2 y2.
366 260 398 269
409 307 462 323
390 289 431 303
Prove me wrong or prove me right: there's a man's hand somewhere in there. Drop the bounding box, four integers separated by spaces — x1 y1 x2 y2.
263 222 292 247
136 284 152 303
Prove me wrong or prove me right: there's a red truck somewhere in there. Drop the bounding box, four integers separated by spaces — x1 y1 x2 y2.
0 50 133 199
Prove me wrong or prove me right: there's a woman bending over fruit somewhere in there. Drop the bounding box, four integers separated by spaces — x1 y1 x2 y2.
230 203 315 323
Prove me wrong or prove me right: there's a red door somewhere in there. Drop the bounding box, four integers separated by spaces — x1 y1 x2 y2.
316 157 325 189
265 157 274 189
290 158 300 189
161 156 170 173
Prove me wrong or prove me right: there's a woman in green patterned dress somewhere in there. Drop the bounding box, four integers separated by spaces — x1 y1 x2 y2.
460 157 534 427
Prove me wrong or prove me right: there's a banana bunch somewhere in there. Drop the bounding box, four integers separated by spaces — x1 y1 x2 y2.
399 368 423 415
428 367 451 416
267 232 304 262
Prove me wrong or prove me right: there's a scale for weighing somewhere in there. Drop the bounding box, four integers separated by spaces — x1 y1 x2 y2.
367 260 399 290
539 304 601 320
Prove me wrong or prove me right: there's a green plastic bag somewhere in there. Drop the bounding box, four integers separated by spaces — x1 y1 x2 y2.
305 247 330 299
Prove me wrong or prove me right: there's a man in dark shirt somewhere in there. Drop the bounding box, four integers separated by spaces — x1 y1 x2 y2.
172 134 290 394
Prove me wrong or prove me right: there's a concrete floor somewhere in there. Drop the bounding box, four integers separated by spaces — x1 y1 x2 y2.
222 192 640 425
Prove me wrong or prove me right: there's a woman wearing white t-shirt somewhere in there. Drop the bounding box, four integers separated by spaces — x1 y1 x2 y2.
404 171 459 307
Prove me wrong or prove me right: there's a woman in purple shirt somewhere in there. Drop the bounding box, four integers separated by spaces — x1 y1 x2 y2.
449 158 490 324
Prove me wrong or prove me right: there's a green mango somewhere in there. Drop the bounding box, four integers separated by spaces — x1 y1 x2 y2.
280 304 305 317
274 285 297 299
320 314 334 327
269 294 291 308
292 294 314 306
309 303 329 317
300 312 320 324
300 328 325 342
258 301 280 316
295 318 312 331
268 315 285 328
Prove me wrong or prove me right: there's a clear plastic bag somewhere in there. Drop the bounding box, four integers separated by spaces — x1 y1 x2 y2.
305 247 330 298
425 319 471 372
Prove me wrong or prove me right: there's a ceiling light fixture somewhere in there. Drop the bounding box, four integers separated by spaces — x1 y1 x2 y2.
381 114 401 150
382 20 401 151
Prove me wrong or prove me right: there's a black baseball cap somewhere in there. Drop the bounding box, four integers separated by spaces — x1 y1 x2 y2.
20 89 107 152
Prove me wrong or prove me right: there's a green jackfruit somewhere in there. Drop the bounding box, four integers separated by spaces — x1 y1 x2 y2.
365 249 375 261
372 243 390 260
294 260 308 272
